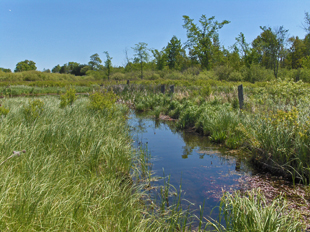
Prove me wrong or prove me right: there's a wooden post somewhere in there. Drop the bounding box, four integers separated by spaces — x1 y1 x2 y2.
127 80 130 85
238 84 244 109
169 85 174 94
161 84 165 94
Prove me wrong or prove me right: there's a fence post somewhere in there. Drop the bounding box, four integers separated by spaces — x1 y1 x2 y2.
161 84 165 94
238 84 244 110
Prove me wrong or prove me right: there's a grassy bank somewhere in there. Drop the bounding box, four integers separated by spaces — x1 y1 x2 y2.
119 78 310 183
1 80 309 230
0 95 192 231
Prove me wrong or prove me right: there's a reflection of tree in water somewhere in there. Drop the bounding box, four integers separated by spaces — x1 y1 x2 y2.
130 118 148 134
163 120 251 173
182 145 193 159
235 157 241 171
131 112 252 174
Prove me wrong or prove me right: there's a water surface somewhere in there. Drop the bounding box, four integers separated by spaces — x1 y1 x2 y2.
128 112 254 219
128 112 310 228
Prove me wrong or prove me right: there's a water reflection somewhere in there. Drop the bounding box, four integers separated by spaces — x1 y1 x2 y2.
128 112 252 219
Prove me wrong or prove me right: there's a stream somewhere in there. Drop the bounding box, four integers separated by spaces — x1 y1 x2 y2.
128 111 310 224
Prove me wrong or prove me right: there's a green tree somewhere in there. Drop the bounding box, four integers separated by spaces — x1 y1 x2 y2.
80 65 91 75
182 15 230 70
285 36 307 69
59 64 68 74
152 48 166 70
252 26 288 78
234 32 251 67
103 51 113 80
303 12 310 57
88 53 102 70
165 36 186 70
14 60 37 72
225 46 242 71
132 42 149 79
0 68 12 73
67 62 80 74
52 64 61 73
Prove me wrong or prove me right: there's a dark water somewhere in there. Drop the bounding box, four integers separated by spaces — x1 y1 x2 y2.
128 112 253 219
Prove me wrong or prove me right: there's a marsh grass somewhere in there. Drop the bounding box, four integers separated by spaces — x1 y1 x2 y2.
0 96 193 231
206 189 304 231
124 79 310 182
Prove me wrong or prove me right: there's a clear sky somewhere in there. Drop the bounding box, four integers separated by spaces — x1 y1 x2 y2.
0 0 309 71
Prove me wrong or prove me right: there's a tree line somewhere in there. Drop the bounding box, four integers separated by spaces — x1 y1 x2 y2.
2 12 310 82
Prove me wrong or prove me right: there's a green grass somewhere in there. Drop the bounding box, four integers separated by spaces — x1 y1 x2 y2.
206 189 304 231
0 96 192 231
2 77 310 230
121 78 310 182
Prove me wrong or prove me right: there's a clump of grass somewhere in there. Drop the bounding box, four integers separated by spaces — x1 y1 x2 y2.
154 106 161 119
60 87 76 108
207 189 304 231
0 105 9 116
22 99 44 122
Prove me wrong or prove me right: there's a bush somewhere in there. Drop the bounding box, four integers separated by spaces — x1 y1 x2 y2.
23 99 44 122
201 84 212 97
214 65 234 81
228 71 244 81
241 64 274 83
299 68 310 82
182 67 201 76
0 105 9 116
60 88 76 108
86 70 106 80
111 72 125 80
89 91 117 111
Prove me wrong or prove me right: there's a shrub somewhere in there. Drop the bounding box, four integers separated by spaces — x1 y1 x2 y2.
241 64 274 83
111 72 125 80
89 91 117 111
182 67 201 76
228 71 244 81
201 84 212 97
23 99 44 122
0 105 9 116
214 65 234 81
60 88 76 108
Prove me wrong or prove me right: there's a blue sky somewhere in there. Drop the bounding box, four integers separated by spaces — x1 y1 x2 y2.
0 0 309 71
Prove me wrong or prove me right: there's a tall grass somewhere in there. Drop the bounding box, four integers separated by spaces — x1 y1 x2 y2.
0 96 192 231
207 189 304 231
123 78 310 182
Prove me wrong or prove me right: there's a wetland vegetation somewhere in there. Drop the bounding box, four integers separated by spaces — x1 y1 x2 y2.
1 12 310 231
